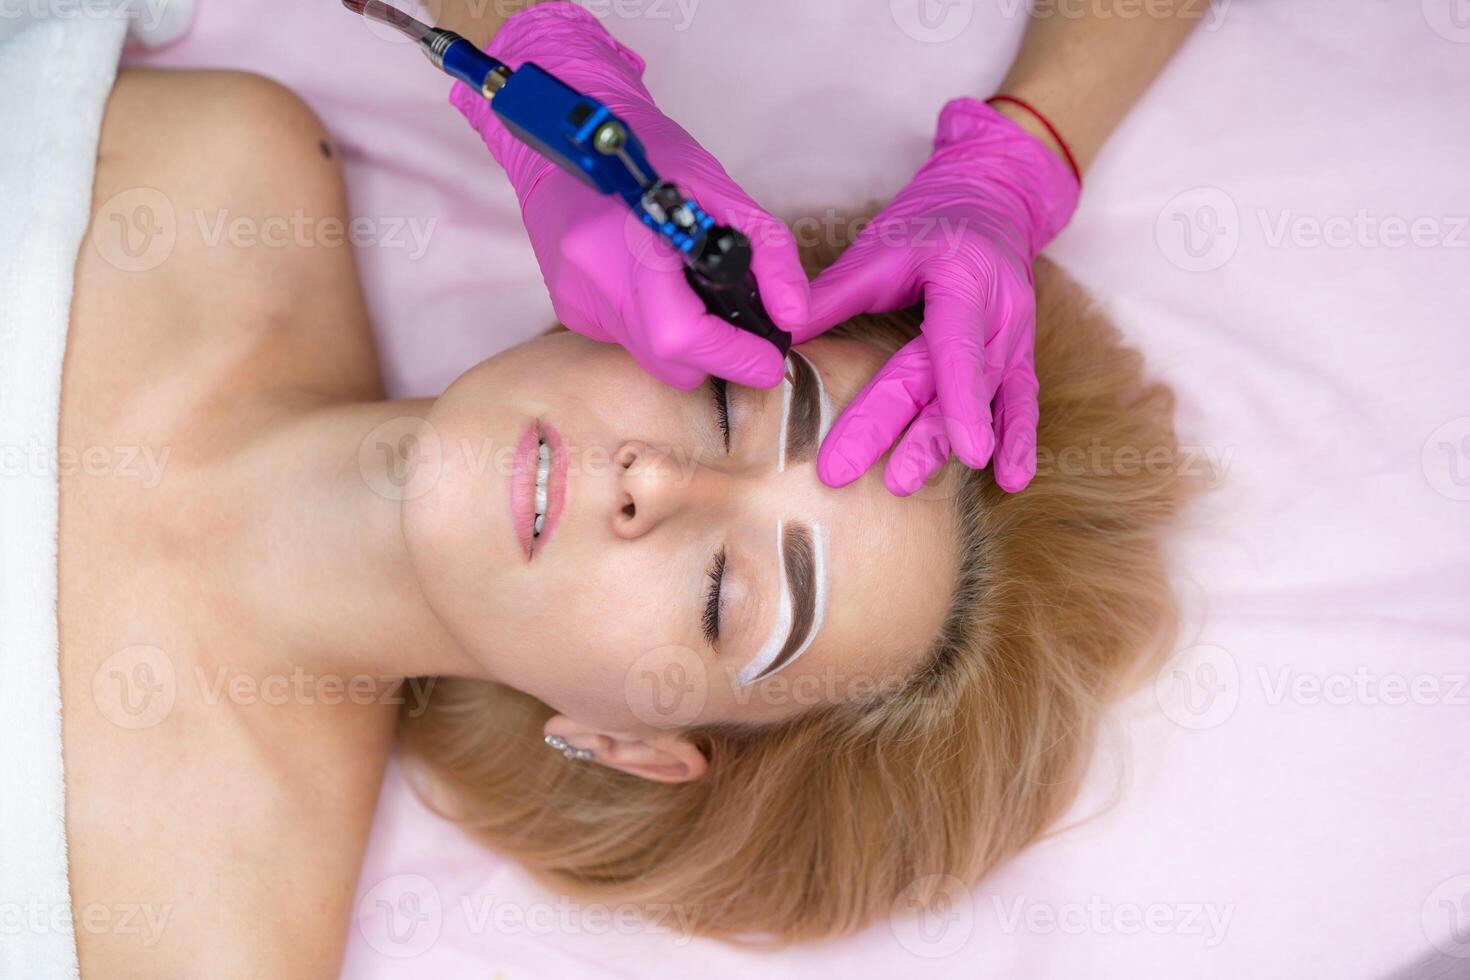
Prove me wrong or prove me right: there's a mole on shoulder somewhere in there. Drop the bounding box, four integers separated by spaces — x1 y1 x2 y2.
319 139 333 159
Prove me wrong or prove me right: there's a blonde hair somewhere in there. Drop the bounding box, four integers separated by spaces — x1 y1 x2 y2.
400 231 1193 945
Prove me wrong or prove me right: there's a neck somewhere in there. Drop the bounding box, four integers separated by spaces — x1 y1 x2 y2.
205 399 483 685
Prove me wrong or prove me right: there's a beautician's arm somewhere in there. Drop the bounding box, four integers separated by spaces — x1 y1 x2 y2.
989 0 1204 174
797 1 1204 495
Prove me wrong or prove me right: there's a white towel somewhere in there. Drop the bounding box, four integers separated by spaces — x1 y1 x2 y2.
0 2 191 976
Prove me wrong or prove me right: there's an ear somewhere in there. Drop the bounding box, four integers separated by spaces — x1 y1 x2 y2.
544 715 707 784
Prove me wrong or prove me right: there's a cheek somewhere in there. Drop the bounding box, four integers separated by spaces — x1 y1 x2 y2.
531 639 708 731
542 551 685 658
505 553 696 725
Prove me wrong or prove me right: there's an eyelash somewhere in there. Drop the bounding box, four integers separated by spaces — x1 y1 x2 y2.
710 378 731 451
701 547 726 645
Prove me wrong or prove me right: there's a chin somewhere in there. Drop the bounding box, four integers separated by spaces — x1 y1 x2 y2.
401 394 519 659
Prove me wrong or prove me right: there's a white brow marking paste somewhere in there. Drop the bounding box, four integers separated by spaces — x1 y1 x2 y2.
777 354 794 472
735 520 828 687
805 350 834 445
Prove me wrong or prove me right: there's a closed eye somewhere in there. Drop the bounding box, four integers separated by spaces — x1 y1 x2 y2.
701 547 726 646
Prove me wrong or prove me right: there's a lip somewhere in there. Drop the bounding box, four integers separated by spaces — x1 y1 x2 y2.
510 418 568 560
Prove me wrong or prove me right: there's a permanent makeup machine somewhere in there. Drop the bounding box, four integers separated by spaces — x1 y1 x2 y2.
342 0 793 357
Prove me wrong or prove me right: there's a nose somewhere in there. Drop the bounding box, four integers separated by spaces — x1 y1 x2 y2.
611 439 718 539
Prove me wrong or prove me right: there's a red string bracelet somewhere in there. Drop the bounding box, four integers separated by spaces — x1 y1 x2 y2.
985 94 1082 187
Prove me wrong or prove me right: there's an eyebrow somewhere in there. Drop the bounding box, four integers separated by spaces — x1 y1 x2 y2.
736 520 828 686
777 352 830 470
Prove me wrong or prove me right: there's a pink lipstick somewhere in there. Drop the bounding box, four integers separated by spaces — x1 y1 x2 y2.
510 419 568 559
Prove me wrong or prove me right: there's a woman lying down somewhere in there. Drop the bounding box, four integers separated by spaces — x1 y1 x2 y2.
62 68 1191 975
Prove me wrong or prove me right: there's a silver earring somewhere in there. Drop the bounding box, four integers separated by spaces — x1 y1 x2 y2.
544 733 595 762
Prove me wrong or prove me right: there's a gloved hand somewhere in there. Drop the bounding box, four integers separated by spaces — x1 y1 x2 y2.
791 98 1080 495
450 2 808 390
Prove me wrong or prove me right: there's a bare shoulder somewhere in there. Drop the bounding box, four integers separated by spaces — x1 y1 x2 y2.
86 66 363 320
95 68 342 210
70 67 381 436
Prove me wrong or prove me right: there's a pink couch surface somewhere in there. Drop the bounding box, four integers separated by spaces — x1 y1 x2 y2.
126 1 1470 976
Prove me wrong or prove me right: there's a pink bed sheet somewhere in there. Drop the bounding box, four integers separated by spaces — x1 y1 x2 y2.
125 2 1470 977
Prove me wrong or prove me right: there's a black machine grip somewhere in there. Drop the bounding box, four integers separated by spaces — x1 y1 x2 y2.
684 225 792 357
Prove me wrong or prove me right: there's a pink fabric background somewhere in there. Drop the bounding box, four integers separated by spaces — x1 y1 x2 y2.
126 2 1470 976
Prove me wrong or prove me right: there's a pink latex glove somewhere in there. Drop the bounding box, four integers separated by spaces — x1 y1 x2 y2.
450 3 808 390
792 98 1080 495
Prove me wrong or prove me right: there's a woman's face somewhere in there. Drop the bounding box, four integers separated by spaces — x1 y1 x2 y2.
405 331 959 733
